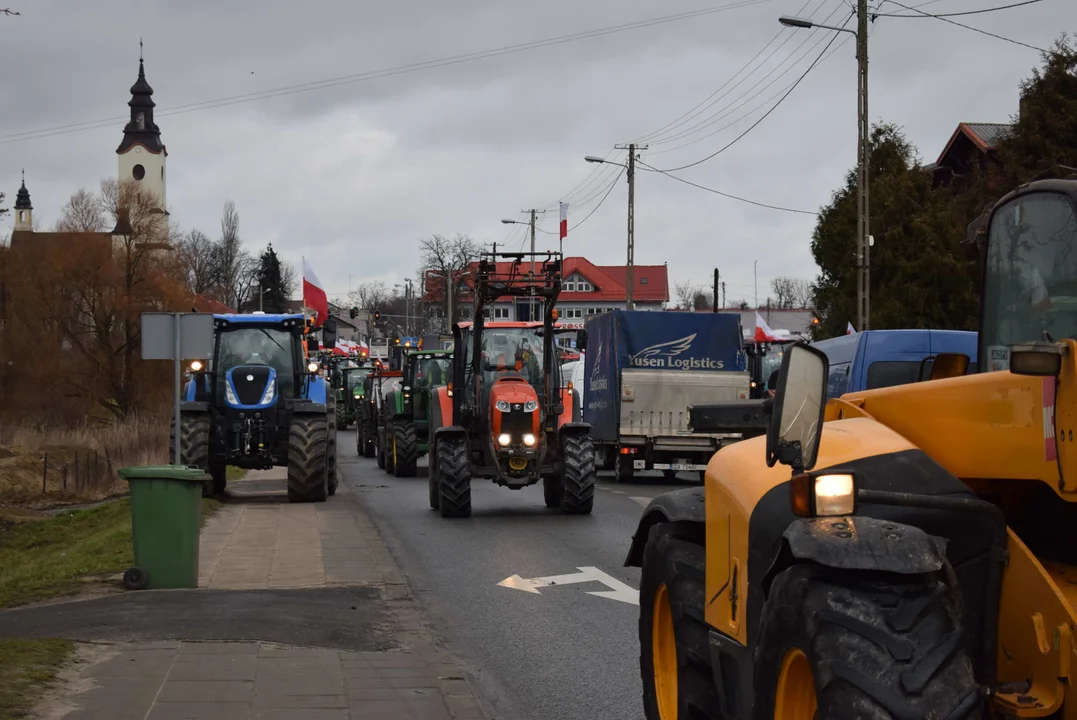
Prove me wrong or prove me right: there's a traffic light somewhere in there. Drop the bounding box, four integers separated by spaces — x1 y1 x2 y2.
374 310 382 323
350 307 359 319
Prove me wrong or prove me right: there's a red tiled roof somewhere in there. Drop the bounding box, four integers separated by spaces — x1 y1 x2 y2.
422 256 669 304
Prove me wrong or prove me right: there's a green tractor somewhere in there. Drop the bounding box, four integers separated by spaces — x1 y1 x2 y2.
357 363 403 464
380 350 452 477
335 362 373 430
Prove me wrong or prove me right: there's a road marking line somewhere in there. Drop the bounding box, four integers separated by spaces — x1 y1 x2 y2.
611 490 625 495
498 567 638 605
630 497 651 508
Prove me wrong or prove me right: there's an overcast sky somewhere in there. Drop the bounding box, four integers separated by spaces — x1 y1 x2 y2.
0 0 1069 307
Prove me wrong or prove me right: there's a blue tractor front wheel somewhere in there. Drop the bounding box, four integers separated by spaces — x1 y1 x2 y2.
286 415 329 503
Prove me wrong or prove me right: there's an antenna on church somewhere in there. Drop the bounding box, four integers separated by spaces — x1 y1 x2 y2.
139 37 143 61
21 169 24 184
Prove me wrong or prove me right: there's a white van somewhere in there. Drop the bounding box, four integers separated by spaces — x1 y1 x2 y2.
562 358 586 421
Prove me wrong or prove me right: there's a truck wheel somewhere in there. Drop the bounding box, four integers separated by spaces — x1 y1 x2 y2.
437 436 471 518
542 475 563 508
615 451 635 483
171 413 212 497
327 425 339 496
639 524 717 720
286 415 329 503
755 564 981 720
560 434 595 515
376 428 386 469
393 421 418 477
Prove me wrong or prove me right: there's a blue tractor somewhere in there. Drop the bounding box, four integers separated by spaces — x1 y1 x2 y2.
171 312 340 502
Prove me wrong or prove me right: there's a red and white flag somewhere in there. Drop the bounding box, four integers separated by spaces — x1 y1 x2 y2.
754 311 791 343
302 257 329 328
559 202 569 240
846 321 856 335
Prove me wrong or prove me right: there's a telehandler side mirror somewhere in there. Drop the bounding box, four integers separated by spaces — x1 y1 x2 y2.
766 342 828 472
576 329 587 352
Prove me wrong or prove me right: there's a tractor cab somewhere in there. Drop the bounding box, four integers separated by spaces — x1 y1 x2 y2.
978 179 1077 371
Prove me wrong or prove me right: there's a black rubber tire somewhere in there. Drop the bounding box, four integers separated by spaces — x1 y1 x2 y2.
335 406 348 430
436 435 471 518
384 427 396 475
428 440 441 510
376 427 386 469
286 415 329 503
542 474 563 508
754 564 982 720
639 524 717 720
123 566 148 591
327 427 338 496
393 421 419 477
615 450 635 483
170 413 212 497
363 420 376 458
560 434 595 514
210 461 227 495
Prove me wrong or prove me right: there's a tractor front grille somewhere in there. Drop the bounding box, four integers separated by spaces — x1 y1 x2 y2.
231 366 273 406
500 408 535 439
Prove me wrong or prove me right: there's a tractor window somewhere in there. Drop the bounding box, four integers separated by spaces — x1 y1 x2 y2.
414 357 451 389
982 192 1077 369
345 369 370 391
215 327 296 398
479 328 545 386
760 344 788 384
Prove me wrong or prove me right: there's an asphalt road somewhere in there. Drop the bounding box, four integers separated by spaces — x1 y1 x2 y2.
337 428 696 720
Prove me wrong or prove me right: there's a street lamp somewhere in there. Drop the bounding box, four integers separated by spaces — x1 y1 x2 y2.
500 214 540 320
779 6 870 330
583 145 645 310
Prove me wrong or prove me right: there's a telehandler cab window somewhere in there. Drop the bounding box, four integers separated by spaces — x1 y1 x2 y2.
982 192 1077 368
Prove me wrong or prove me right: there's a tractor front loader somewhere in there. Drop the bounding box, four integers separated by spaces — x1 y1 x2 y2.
426 250 593 518
173 313 339 502
628 178 1077 719
381 349 452 477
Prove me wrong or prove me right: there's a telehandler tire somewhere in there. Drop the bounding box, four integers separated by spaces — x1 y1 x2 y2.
327 425 339 497
560 434 595 514
286 415 329 503
755 563 981 720
171 413 213 497
639 524 717 720
436 436 471 518
393 421 419 477
542 475 563 508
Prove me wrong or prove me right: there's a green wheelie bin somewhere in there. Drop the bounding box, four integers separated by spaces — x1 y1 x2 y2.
119 465 209 590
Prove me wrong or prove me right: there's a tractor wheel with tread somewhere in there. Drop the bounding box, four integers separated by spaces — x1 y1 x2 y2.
170 413 213 497
436 436 471 518
393 421 419 477
428 440 441 510
376 428 386 469
560 434 595 514
363 421 376 458
384 427 396 475
327 425 339 496
755 563 981 720
286 415 329 503
640 524 717 720
542 474 563 508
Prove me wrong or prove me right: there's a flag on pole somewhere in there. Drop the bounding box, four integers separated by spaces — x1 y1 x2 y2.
754 311 792 343
846 321 856 335
302 257 329 328
559 202 569 240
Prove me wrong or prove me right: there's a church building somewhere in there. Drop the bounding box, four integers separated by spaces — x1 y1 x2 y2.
11 54 169 247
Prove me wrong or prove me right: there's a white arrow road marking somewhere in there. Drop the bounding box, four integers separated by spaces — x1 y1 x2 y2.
497 567 639 605
629 497 651 508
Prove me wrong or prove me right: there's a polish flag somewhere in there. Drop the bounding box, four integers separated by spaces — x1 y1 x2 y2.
559 202 569 240
754 312 791 342
846 321 856 335
302 257 329 328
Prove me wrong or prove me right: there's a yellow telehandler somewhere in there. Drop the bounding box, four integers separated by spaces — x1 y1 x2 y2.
627 177 1077 719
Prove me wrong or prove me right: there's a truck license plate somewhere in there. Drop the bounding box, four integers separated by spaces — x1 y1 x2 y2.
670 463 695 471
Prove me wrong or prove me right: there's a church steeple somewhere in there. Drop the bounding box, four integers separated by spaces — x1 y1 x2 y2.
116 48 164 155
14 170 32 231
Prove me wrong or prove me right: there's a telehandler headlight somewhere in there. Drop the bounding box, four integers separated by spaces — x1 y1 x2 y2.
522 433 537 447
498 433 512 447
790 471 856 518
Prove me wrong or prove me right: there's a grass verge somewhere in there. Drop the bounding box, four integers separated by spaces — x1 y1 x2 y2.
0 498 221 609
0 638 76 720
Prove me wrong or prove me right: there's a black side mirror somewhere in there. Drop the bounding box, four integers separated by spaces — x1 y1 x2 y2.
576 329 587 352
323 316 339 347
766 342 829 472
919 352 970 382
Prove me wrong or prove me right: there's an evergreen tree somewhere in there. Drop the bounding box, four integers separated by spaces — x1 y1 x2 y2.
257 243 287 313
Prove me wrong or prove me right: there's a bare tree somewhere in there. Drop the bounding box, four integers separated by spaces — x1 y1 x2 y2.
770 276 813 309
54 188 106 232
674 282 695 310
691 290 713 311
280 258 298 300
212 200 254 309
175 229 218 296
419 233 480 330
348 280 392 312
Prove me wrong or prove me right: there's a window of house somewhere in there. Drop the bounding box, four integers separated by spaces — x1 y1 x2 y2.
493 307 510 319
561 308 583 319
578 280 592 292
564 281 576 292
640 277 648 285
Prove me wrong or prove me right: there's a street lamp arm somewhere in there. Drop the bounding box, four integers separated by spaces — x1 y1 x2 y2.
779 15 856 34
584 155 628 169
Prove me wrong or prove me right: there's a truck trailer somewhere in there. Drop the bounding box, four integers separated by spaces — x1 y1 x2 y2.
580 310 749 481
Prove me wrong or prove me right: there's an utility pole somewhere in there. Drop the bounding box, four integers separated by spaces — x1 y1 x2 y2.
856 0 871 331
612 143 646 310
754 260 758 308
713 269 719 313
721 281 726 309
528 208 537 321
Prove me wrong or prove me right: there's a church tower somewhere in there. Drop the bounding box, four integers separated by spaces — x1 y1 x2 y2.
13 172 32 231
116 50 167 210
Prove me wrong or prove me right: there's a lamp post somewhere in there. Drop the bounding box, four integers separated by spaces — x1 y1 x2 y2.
780 8 870 330
502 215 540 320
585 144 646 310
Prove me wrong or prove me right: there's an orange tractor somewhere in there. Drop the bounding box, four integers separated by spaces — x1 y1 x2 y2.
426 250 594 517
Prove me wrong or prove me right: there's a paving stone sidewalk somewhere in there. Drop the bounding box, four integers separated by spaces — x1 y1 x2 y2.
26 469 485 720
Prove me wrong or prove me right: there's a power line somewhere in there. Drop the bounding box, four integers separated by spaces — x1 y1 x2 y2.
653 15 851 173
878 0 1048 51
570 169 626 230
0 0 775 146
638 160 819 214
874 0 1046 17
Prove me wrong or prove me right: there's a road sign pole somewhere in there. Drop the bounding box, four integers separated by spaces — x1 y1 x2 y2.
173 313 182 465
